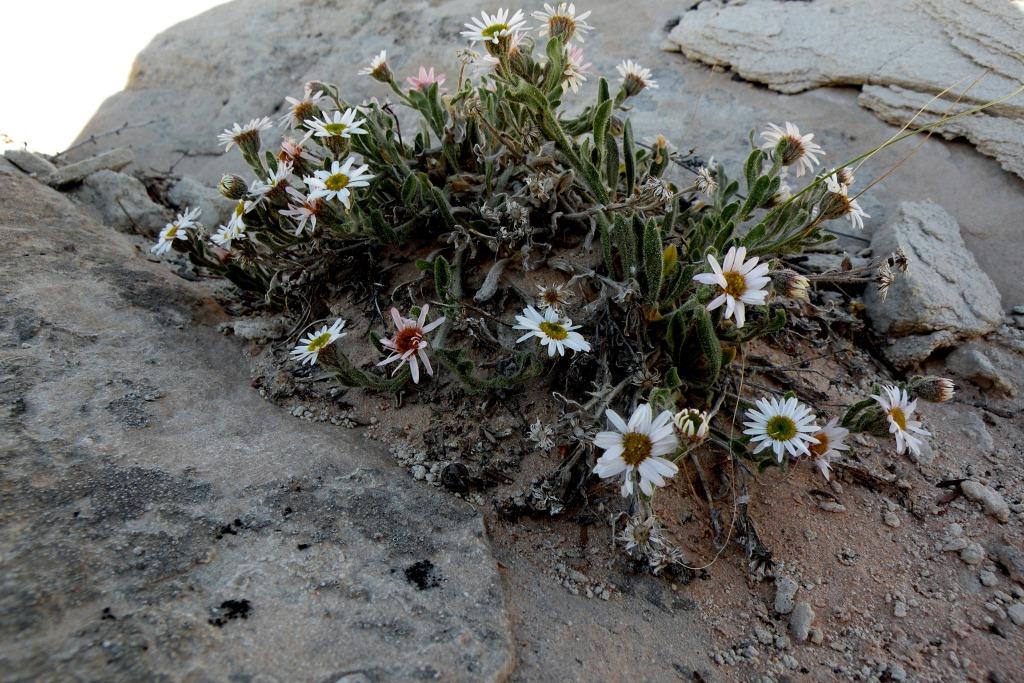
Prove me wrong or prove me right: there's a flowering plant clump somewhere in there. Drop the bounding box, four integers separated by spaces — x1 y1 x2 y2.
153 6 953 576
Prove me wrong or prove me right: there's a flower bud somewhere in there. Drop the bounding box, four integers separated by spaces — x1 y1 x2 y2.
911 376 955 403
771 269 810 301
673 408 709 444
218 174 248 199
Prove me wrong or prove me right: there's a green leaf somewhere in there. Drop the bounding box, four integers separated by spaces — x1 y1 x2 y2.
622 120 636 197
642 219 663 304
433 255 454 303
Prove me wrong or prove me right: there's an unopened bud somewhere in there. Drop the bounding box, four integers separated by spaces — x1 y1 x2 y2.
911 376 955 403
673 409 710 444
218 174 248 199
772 269 810 301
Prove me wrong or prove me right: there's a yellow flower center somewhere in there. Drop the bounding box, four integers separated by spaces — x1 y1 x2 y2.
166 225 179 238
538 321 568 340
723 270 747 298
621 432 653 466
481 22 509 38
324 122 348 136
809 432 829 457
306 332 331 352
889 407 907 431
766 415 797 441
325 173 350 191
234 202 245 217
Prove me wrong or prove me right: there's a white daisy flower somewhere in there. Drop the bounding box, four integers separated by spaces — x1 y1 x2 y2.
616 59 657 96
151 206 201 256
461 8 529 45
533 3 593 43
872 385 930 457
278 88 325 128
692 246 770 328
759 122 825 177
305 108 368 139
831 166 855 188
279 186 322 236
358 50 392 81
562 45 591 93
249 161 293 197
743 396 820 462
513 305 591 357
593 404 680 498
822 175 870 229
290 318 347 366
377 305 446 384
305 157 374 208
673 408 710 445
211 223 245 250
807 417 850 481
217 116 273 152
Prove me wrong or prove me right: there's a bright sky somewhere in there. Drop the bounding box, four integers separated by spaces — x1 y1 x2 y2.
1 1 226 155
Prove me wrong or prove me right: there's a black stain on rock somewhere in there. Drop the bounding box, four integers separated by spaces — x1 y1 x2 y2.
208 599 252 627
404 560 441 590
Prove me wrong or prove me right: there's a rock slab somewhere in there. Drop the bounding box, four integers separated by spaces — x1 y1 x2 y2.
45 147 134 187
864 201 1003 368
68 169 169 235
0 171 513 682
666 0 1024 179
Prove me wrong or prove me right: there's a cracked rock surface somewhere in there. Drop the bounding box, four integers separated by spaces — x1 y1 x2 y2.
666 0 1024 179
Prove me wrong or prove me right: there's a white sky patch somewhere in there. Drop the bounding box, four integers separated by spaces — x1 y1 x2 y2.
1 2 226 154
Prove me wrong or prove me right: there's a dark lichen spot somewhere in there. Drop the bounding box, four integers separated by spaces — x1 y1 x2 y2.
208 599 251 627
404 560 441 590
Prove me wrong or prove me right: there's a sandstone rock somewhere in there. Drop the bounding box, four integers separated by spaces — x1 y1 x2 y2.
995 545 1024 585
167 175 234 229
789 602 815 642
864 201 1003 368
4 149 57 177
68 169 169 235
0 171 514 682
665 0 1024 180
946 342 1017 395
961 480 1010 523
45 147 134 187
220 315 289 342
1008 603 1024 627
774 576 799 615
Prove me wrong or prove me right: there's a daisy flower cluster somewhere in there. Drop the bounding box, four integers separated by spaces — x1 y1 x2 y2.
144 5 939 575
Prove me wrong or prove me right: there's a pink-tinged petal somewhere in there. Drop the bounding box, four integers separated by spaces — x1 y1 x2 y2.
418 348 434 376
422 316 445 333
418 304 429 328
377 353 401 366
390 307 403 328
409 355 420 383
